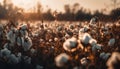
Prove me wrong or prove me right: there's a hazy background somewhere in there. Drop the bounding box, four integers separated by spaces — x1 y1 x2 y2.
0 0 120 21
0 0 116 13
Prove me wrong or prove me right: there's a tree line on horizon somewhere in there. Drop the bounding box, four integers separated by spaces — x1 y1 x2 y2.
0 0 120 22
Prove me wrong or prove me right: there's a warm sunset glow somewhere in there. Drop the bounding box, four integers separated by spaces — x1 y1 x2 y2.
12 0 37 12
0 0 118 13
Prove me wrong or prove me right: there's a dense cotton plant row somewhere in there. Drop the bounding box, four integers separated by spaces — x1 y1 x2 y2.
0 18 120 69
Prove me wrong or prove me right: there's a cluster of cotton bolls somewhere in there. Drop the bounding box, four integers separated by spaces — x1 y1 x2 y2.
55 53 70 67
0 21 37 69
54 17 120 69
0 18 120 69
63 37 79 52
0 48 21 64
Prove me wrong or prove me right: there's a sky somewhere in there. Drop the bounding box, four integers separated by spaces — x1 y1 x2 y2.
0 0 117 13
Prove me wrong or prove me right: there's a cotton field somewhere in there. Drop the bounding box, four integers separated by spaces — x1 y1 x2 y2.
0 18 120 69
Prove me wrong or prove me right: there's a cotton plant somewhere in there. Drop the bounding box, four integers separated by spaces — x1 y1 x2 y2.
3 42 15 50
69 24 74 30
65 33 70 39
30 48 37 54
57 26 63 32
89 17 98 28
17 52 22 62
63 37 78 52
49 39 53 42
54 37 58 42
83 25 90 32
80 57 90 66
22 36 32 51
92 44 103 52
55 53 70 67
16 36 24 46
32 30 40 37
79 28 87 33
100 52 111 61
78 29 85 41
6 28 17 44
0 48 11 59
79 33 92 45
24 56 31 64
39 38 44 42
73 28 79 34
101 26 109 35
8 54 20 64
65 30 73 36
89 38 97 46
108 38 115 46
19 24 28 37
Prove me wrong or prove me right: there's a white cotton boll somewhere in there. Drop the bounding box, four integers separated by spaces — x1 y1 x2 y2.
73 28 79 34
36 65 43 69
47 29 52 33
8 54 19 64
90 17 96 24
90 16 98 24
108 38 115 46
89 18 97 27
100 52 106 59
57 26 62 31
0 48 11 58
80 57 89 66
6 30 16 43
107 52 120 69
54 37 58 41
89 38 97 46
23 37 32 51
69 24 74 29
79 26 89 34
55 53 70 67
24 56 31 64
78 31 84 41
20 24 28 30
104 26 109 31
100 52 111 61
94 44 102 50
63 37 78 52
79 28 85 33
19 30 28 37
83 25 89 32
40 39 44 42
17 52 22 62
92 44 102 52
103 31 109 35
92 46 97 52
3 43 9 49
104 53 111 60
65 33 70 38
49 39 53 42
32 32 39 37
17 52 22 57
17 37 24 46
30 48 36 54
3 43 14 50
81 33 92 45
